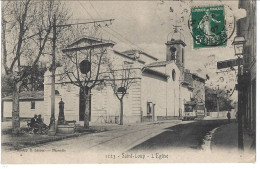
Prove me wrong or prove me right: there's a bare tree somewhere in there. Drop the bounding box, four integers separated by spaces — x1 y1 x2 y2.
1 0 70 133
61 35 114 128
107 63 137 125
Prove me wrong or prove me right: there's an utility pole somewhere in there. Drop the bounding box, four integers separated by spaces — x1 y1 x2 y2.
49 14 56 136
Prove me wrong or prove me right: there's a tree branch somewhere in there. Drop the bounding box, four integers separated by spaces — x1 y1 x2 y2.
10 0 31 72
1 18 9 74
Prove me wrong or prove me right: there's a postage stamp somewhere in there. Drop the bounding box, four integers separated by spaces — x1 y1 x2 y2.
189 6 228 49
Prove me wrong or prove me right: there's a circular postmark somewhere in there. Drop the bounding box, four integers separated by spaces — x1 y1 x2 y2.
188 5 235 48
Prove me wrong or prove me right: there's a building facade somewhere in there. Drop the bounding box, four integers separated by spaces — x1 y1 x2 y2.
237 0 256 133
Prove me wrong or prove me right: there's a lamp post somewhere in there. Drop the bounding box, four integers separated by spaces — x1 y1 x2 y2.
232 36 246 151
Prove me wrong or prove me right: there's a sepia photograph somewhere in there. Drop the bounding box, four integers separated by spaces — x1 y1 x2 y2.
1 0 256 164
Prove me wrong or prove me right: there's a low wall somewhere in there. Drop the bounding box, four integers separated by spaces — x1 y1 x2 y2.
157 116 180 121
208 110 236 119
91 115 141 124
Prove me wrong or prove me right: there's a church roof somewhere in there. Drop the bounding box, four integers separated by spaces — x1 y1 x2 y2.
165 39 186 46
113 50 145 64
142 67 169 80
62 36 116 53
191 73 206 83
185 100 197 106
68 36 116 47
122 50 158 61
145 60 174 67
2 91 44 101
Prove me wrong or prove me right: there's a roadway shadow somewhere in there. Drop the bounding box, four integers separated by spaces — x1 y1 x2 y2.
129 119 230 152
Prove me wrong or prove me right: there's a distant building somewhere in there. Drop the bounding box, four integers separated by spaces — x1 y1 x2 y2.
2 91 44 120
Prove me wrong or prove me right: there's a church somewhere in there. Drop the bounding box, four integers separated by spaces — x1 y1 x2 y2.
41 36 206 125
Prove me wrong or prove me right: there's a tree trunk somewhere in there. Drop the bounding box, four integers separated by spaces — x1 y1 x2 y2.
119 99 123 125
12 83 21 133
83 89 90 128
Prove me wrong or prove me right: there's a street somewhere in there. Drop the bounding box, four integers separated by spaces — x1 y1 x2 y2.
3 118 255 163
13 119 228 153
130 119 228 152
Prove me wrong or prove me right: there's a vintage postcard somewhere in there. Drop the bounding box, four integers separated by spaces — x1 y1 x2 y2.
1 0 256 164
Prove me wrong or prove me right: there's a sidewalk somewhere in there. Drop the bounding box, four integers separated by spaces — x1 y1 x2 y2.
1 119 181 151
1 121 95 151
210 122 255 155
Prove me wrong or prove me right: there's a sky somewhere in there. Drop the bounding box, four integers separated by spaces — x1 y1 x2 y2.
66 0 247 100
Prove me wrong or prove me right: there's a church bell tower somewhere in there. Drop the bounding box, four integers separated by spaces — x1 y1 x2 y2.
166 38 186 71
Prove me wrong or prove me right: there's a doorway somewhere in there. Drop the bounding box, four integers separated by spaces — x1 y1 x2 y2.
147 102 155 121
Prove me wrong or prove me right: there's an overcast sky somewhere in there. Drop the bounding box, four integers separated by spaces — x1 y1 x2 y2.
66 0 246 100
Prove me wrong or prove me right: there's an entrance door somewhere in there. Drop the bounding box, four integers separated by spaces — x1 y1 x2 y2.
152 104 155 121
147 102 155 121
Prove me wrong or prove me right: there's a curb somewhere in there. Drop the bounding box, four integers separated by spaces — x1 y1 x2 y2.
201 126 220 152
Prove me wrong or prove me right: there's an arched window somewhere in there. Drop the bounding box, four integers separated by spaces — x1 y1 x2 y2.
170 47 177 61
172 69 176 81
55 90 60 95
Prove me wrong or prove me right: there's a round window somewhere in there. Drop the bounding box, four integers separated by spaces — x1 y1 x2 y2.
172 69 176 81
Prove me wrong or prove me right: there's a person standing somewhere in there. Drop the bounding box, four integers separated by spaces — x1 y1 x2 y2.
227 111 231 123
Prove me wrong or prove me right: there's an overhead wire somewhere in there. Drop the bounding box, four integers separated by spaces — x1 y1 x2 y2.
81 0 145 52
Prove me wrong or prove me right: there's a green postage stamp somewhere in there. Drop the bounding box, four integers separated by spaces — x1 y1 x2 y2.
190 5 227 49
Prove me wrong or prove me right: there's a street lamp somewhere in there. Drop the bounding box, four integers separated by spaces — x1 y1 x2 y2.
232 36 246 56
232 36 246 151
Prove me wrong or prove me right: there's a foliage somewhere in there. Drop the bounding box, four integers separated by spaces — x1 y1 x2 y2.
205 86 234 112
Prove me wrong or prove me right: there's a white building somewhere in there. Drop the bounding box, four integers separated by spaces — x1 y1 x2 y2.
42 37 194 125
2 91 44 120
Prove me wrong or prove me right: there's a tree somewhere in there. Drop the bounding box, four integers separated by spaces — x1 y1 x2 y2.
20 65 46 92
205 86 234 112
1 66 46 97
1 0 70 133
107 64 137 125
61 34 114 128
